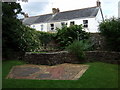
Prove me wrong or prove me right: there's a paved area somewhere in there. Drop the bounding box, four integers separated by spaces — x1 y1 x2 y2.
6 63 89 80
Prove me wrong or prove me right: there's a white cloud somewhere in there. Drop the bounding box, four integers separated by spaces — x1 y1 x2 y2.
19 0 120 18
51 0 96 11
101 0 119 18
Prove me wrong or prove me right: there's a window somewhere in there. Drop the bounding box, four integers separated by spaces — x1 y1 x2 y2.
66 23 67 25
61 22 65 27
83 20 88 28
70 21 75 26
50 24 54 30
41 25 43 31
33 25 35 28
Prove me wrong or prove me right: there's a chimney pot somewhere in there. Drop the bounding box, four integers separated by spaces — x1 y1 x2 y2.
52 8 60 14
96 0 101 7
23 13 29 18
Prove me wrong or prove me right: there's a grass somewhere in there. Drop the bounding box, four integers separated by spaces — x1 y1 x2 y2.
2 60 119 88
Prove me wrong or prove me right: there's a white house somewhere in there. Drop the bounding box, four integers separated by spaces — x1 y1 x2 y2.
22 0 104 33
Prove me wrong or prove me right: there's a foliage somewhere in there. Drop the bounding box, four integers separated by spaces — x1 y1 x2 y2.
55 25 90 49
2 2 40 59
66 40 93 59
17 25 41 52
37 31 56 49
99 18 120 51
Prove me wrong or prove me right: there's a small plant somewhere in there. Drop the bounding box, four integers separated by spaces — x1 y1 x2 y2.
66 40 93 59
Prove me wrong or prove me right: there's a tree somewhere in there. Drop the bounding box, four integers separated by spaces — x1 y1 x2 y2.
99 18 120 51
2 2 40 59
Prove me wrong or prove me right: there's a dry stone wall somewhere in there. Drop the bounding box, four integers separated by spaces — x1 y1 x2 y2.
24 51 120 65
85 51 120 64
24 51 80 65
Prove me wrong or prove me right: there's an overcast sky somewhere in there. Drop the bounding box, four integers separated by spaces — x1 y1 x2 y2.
18 0 119 19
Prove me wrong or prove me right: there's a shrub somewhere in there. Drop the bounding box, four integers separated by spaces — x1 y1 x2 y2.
37 31 56 49
66 40 93 59
99 18 120 51
55 25 90 49
18 25 41 52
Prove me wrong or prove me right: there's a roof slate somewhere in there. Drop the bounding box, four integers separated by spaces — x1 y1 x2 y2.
23 6 99 25
22 16 39 25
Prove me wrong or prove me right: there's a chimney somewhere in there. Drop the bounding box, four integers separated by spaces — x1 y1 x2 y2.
23 13 29 18
52 8 60 14
96 0 101 7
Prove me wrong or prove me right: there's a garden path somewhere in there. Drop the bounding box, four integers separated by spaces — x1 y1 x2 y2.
6 63 89 80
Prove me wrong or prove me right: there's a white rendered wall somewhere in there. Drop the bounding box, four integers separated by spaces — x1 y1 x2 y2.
30 23 48 32
47 17 100 33
67 18 99 32
30 9 102 33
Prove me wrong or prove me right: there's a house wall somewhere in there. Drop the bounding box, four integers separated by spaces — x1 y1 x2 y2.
67 17 99 33
47 21 70 32
30 23 48 32
46 17 100 33
30 8 102 33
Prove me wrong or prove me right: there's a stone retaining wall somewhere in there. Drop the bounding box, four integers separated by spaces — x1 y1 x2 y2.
85 51 120 64
24 51 80 65
24 51 120 65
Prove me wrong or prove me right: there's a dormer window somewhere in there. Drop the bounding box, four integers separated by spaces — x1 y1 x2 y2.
50 24 54 30
83 20 88 28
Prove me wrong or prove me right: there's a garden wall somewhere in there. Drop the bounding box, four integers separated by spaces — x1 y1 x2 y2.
24 51 120 65
89 33 107 50
85 51 120 64
24 51 80 65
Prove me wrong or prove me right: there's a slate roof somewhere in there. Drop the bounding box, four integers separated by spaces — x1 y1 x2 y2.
34 14 52 23
23 6 99 25
22 16 39 25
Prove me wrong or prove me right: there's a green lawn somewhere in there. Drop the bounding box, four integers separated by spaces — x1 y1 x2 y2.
2 60 119 88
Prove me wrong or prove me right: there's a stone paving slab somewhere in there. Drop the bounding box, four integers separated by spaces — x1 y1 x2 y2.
6 63 89 80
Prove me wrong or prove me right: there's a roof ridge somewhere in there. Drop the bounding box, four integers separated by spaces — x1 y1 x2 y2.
25 13 52 18
59 6 98 13
25 6 99 18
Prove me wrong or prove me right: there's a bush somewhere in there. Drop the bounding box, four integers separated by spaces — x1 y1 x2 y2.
37 31 56 49
55 25 90 49
99 18 120 51
66 40 93 59
18 25 41 52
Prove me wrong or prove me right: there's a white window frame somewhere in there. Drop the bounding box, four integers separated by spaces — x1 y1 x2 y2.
41 24 44 31
50 24 54 30
33 25 35 28
70 21 75 26
61 22 66 28
83 20 88 28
